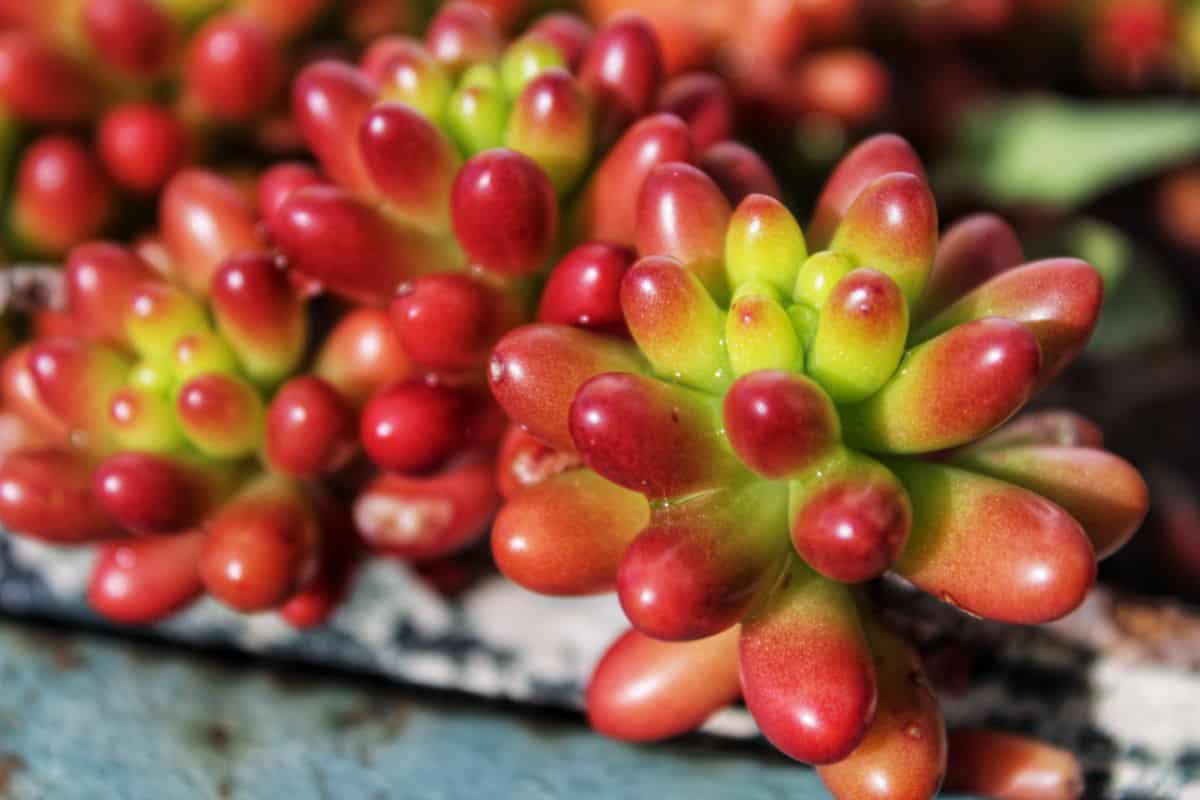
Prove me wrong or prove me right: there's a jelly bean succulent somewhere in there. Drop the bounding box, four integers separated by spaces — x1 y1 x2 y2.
0 6 774 624
0 0 433 260
268 7 780 556
489 133 1148 796
270 5 771 317
0 162 506 626
271 6 663 307
0 167 359 624
0 10 274 259
584 0 890 130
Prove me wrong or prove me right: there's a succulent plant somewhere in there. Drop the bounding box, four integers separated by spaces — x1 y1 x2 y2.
0 6 1165 795
942 728 1086 798
0 0 433 260
271 4 771 311
488 133 1148 796
268 6 785 557
0 6 755 623
892 0 1200 97
583 0 890 131
0 167 373 624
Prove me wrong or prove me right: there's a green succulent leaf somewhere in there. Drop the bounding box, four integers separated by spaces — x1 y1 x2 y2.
943 98 1200 209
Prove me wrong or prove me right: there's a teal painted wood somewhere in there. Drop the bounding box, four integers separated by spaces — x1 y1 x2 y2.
0 620 985 800
7 536 1200 798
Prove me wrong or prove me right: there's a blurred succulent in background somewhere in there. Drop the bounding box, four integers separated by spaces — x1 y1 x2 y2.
0 0 435 261
0 167 375 626
581 0 890 157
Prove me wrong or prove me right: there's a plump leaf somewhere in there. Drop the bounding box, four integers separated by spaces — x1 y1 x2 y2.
1026 217 1184 355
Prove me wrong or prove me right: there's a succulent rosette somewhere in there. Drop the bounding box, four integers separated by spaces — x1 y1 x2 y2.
1 0 340 133
488 133 1148 795
268 6 780 552
271 3 664 307
0 6 772 610
0 0 417 260
270 3 764 310
0 166 379 626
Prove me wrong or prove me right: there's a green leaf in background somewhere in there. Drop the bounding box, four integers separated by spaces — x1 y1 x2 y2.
1088 250 1186 355
1061 217 1131 291
1025 217 1185 355
942 98 1200 209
